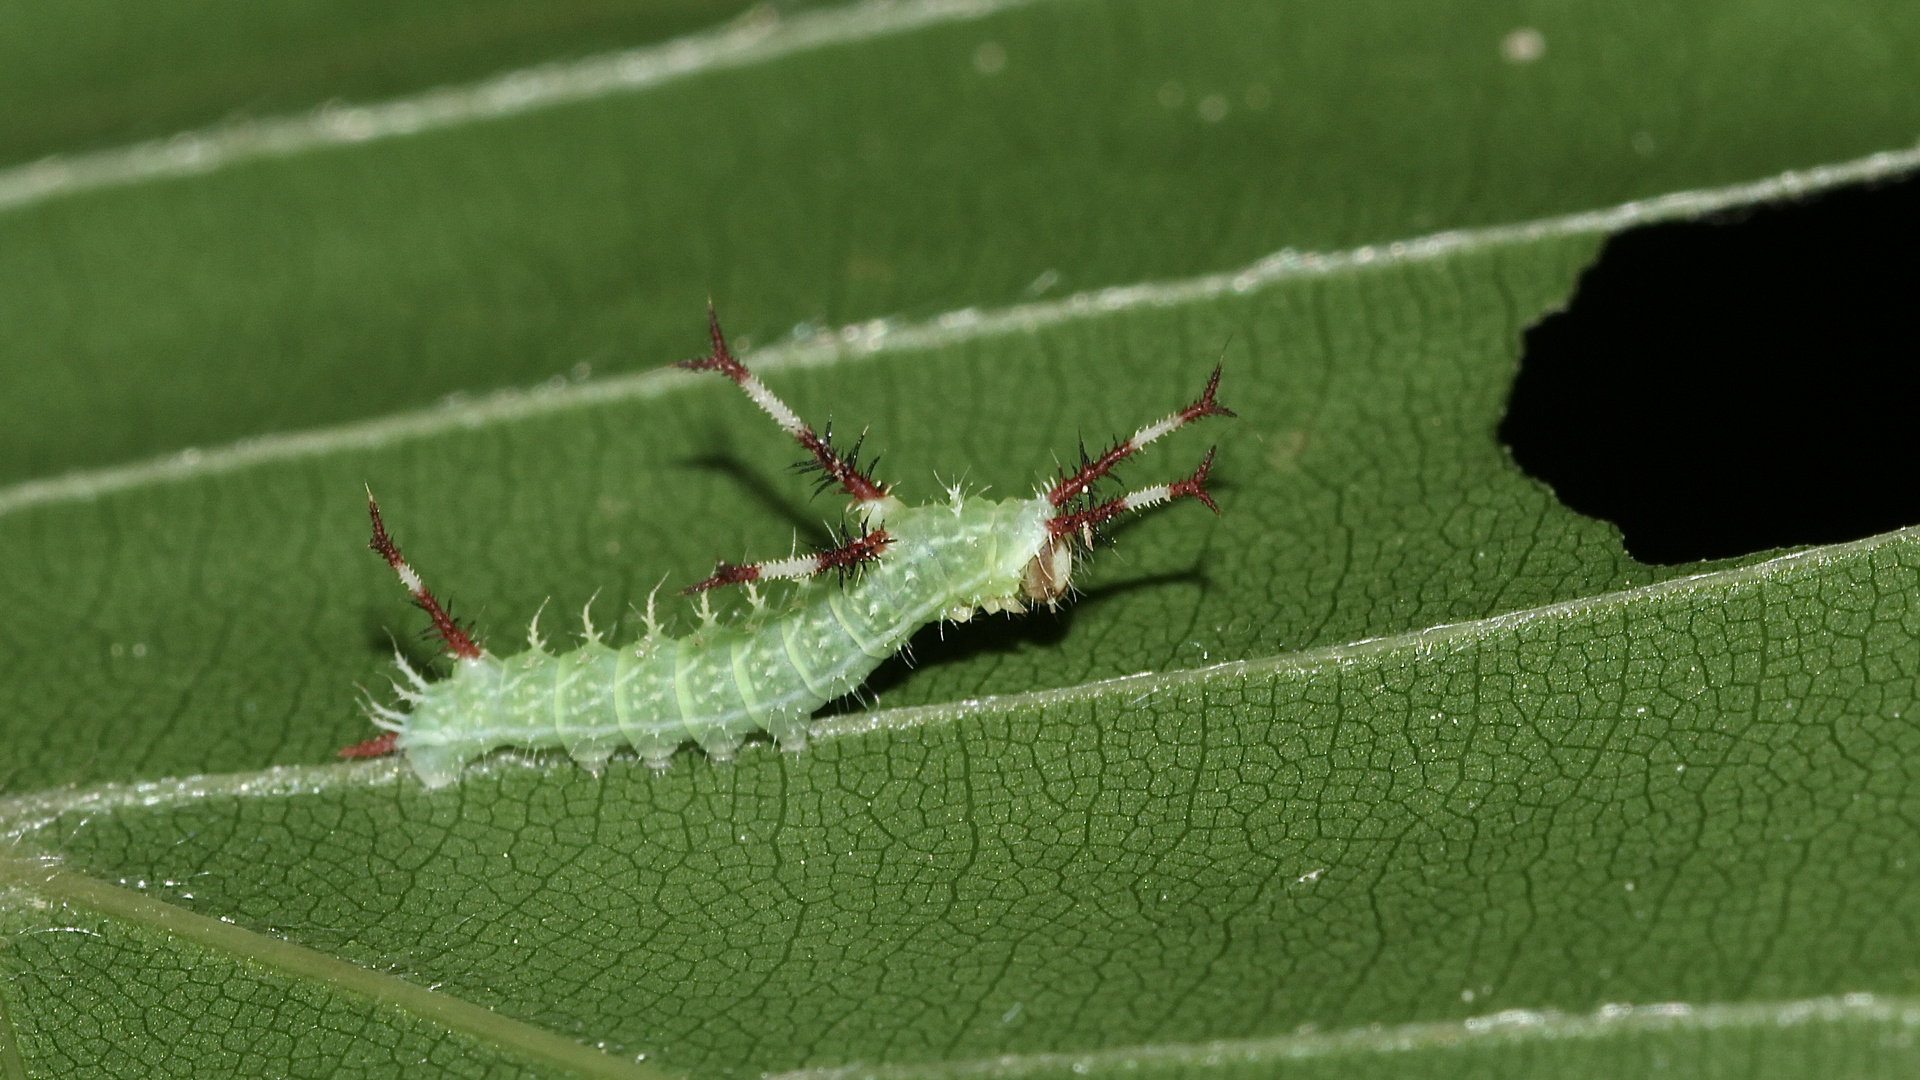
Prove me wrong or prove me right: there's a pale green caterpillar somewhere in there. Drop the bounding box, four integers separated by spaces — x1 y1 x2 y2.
343 310 1232 787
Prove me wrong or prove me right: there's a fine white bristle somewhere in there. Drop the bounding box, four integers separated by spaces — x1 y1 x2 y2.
527 598 550 650
392 652 430 692
580 590 603 645
640 576 667 640
364 699 407 731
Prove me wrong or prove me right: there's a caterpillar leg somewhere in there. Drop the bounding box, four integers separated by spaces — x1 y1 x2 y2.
401 744 470 789
697 727 746 763
765 711 810 754
676 305 894 509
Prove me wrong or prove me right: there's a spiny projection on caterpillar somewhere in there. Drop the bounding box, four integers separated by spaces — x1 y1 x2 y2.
342 308 1234 787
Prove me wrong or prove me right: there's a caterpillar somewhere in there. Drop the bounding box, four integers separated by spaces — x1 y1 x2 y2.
342 308 1233 787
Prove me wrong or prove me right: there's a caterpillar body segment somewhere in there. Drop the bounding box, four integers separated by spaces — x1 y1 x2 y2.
380 497 1047 786
353 309 1231 787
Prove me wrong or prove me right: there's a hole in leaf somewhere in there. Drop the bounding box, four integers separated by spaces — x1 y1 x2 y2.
1499 174 1920 565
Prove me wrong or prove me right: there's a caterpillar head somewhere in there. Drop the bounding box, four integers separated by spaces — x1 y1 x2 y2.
996 428 1225 615
1018 439 1222 610
1021 533 1076 607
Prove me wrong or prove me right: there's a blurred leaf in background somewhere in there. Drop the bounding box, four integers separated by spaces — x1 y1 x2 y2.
2 0 1920 1076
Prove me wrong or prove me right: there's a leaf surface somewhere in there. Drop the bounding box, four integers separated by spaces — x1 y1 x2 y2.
3 1 1920 1077
0 0 813 167
4 0 1919 480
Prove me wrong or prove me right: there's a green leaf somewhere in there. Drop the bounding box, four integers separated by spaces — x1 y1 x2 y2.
6 0 1920 482
0 0 820 167
4 1 1920 1076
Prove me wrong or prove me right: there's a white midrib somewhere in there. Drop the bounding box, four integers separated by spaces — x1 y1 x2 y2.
0 852 667 1080
0 0 1043 214
4 517 1915 836
4 832 1913 1077
2 142 1918 520
763 993 1920 1080
2 845 1916 1078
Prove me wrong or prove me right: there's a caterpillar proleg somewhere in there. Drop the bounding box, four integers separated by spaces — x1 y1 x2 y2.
343 309 1233 787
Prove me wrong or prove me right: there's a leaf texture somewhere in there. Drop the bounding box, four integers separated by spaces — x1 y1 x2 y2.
3 0 1920 1076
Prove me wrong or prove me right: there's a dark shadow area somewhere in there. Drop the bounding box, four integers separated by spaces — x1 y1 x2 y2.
1499 173 1920 564
818 606 1074 715
362 610 453 675
815 567 1206 717
680 454 838 545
